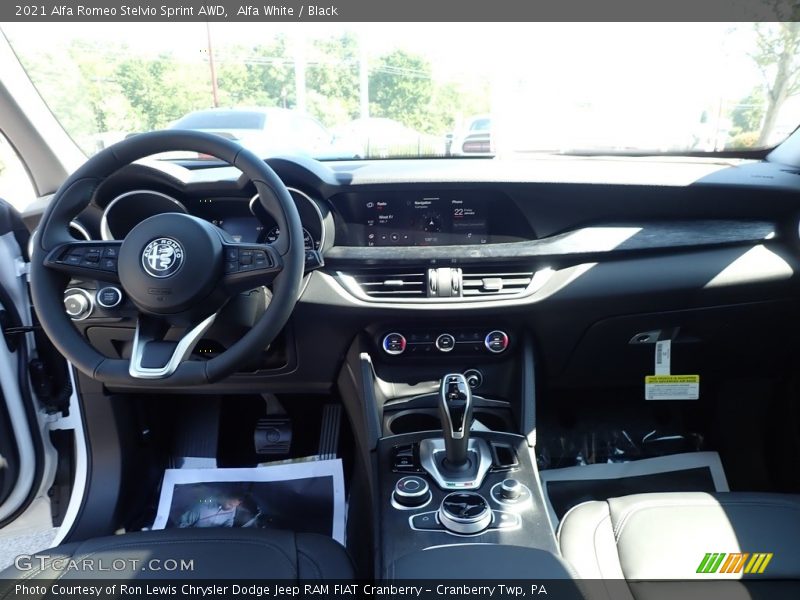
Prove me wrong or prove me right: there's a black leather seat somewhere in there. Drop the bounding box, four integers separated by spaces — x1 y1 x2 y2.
0 528 354 580
558 492 800 599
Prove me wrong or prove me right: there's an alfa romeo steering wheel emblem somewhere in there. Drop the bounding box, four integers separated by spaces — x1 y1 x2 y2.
141 238 184 278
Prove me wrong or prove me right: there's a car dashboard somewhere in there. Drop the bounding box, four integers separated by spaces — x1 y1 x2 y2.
25 155 800 396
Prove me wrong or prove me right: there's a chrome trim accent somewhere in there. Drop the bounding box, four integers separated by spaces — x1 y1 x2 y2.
438 492 492 534
335 267 555 304
95 286 123 309
250 186 326 251
392 494 432 512
419 437 492 491
101 189 186 241
484 330 509 354
129 312 217 379
69 220 91 241
394 476 430 499
435 333 455 353
63 288 93 321
382 332 406 355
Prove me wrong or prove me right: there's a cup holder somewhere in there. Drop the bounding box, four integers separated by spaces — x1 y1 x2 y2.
385 408 514 435
386 410 441 435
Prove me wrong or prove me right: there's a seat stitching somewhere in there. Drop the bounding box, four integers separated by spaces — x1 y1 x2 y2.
613 501 800 540
297 549 323 579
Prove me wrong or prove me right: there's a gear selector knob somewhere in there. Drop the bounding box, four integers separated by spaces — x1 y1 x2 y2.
438 373 473 469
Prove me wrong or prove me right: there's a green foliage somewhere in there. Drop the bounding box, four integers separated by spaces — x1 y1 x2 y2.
115 55 210 131
728 131 761 148
13 34 491 155
729 87 766 136
369 49 434 133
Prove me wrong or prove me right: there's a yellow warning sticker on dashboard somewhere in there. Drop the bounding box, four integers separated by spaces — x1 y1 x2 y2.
645 375 700 400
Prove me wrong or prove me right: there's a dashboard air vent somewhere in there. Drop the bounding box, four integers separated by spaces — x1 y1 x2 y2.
346 269 427 298
460 267 535 296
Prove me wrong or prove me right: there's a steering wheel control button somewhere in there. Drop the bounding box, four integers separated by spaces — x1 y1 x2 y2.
393 476 431 509
141 238 184 278
438 492 492 535
485 330 510 354
225 247 238 261
96 287 123 309
435 333 456 352
383 332 407 355
100 257 117 271
102 246 119 258
63 289 93 321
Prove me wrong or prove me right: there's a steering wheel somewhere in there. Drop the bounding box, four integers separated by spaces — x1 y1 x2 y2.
29 130 305 386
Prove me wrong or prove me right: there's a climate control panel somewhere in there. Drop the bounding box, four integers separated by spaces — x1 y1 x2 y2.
380 328 510 356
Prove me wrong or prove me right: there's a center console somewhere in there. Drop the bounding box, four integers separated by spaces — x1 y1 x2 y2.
370 360 565 579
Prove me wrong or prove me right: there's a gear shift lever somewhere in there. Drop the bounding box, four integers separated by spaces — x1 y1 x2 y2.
438 373 473 469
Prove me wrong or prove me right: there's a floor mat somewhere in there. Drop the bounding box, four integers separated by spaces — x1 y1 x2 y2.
539 451 729 529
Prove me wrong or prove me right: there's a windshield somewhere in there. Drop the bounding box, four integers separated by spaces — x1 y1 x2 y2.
2 22 800 159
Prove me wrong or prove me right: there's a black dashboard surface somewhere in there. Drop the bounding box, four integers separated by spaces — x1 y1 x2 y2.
29 155 800 392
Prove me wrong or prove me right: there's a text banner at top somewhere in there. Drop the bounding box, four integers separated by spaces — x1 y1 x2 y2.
1 0 799 23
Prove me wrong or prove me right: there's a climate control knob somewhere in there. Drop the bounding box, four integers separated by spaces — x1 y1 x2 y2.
382 332 407 355
484 330 510 354
435 333 455 353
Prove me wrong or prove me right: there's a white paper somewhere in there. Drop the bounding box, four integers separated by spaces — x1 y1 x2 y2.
152 459 346 545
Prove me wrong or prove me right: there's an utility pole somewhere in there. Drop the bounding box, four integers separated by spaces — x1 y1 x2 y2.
294 32 306 112
206 22 219 108
359 35 369 119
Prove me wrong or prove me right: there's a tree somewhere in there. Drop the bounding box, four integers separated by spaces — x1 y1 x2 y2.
114 55 209 130
730 87 766 136
370 50 434 132
751 21 800 145
305 33 360 126
216 37 295 109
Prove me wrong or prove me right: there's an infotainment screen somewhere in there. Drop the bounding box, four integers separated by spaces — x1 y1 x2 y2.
364 196 488 246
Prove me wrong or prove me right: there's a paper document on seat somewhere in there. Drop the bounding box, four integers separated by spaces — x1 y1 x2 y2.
152 459 346 544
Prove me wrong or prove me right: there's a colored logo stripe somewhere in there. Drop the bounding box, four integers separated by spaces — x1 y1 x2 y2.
697 553 773 574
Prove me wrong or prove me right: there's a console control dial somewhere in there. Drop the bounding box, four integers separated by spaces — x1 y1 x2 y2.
382 332 407 355
392 476 431 509
438 492 492 534
500 478 522 500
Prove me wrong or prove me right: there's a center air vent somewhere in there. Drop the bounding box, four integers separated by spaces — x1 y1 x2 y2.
460 268 535 296
345 269 427 298
338 265 542 302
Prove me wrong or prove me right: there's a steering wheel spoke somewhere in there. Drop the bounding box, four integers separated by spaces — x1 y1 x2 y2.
221 242 283 292
129 312 217 379
44 241 122 282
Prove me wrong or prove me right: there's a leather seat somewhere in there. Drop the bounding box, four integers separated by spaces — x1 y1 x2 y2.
0 528 354 580
558 492 800 599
